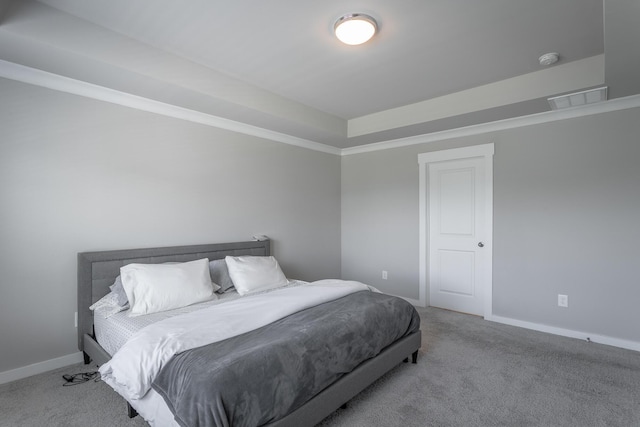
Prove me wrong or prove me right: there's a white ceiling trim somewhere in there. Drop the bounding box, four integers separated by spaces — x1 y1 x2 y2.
0 59 342 156
348 55 605 137
3 59 639 159
341 93 640 156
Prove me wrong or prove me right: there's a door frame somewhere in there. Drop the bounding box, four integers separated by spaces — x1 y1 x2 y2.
418 143 494 318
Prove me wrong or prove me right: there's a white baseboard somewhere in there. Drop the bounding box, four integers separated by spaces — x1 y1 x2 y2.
394 294 423 307
4 314 636 385
0 352 84 385
486 314 640 353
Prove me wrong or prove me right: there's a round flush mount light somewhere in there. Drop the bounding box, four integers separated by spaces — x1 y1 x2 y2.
538 52 559 66
334 13 378 45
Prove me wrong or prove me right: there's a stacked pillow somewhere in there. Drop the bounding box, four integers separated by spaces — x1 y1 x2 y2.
225 256 288 296
209 259 235 293
91 256 288 317
120 258 215 316
89 282 130 318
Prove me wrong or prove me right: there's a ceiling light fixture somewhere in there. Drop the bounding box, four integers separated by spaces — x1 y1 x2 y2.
334 13 377 45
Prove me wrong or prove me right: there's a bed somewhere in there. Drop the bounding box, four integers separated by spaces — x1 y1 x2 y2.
78 240 422 427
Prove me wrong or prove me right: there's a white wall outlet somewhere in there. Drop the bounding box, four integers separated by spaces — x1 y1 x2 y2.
558 294 568 308
382 270 388 280
74 312 78 328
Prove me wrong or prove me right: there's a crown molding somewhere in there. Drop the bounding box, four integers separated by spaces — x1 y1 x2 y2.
348 55 605 138
341 93 640 156
3 59 640 158
0 60 342 156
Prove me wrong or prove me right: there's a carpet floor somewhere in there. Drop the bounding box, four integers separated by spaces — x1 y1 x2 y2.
1 307 639 427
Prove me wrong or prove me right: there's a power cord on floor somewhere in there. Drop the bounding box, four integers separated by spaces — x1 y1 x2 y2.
62 371 100 386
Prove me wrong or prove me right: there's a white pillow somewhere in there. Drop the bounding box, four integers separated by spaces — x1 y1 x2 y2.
120 258 215 316
225 256 288 296
89 292 129 318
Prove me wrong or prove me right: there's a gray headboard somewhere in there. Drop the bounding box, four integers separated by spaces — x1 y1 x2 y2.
77 240 270 351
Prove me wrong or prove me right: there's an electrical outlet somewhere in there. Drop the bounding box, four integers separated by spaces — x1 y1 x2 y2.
382 270 388 280
74 312 78 328
558 294 568 308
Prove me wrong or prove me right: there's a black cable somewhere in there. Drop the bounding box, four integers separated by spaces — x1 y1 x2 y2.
62 371 100 386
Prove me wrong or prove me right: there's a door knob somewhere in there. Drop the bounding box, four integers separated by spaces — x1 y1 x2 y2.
478 242 484 247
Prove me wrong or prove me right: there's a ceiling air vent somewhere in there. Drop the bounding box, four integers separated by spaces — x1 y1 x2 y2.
547 87 608 110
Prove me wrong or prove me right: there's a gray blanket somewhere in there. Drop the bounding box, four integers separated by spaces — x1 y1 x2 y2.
152 291 420 427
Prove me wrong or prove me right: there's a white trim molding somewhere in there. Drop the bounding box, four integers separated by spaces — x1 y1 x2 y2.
393 295 423 308
0 352 84 385
349 55 605 137
487 314 640 353
3 60 640 158
0 60 341 156
342 93 640 156
418 143 495 314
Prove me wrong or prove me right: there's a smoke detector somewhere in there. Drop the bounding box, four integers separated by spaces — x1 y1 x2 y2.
539 52 559 66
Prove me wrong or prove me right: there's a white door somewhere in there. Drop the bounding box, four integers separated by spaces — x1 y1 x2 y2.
428 158 486 315
418 144 493 317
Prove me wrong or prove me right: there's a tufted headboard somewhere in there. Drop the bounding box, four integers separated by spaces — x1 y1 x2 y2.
77 240 270 352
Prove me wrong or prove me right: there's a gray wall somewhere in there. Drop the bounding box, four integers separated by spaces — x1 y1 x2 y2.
2 72 639 375
342 107 640 344
0 78 341 373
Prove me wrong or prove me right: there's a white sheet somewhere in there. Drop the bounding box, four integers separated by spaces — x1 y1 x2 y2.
94 291 242 356
99 279 371 404
131 388 180 427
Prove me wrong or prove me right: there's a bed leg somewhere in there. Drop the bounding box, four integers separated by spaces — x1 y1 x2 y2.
340 403 348 410
411 350 418 364
83 351 91 365
127 402 138 418
403 357 409 363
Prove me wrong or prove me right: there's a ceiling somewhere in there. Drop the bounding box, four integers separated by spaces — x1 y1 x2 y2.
0 0 638 149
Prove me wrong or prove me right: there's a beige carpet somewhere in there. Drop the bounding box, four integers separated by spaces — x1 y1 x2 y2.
1 307 639 427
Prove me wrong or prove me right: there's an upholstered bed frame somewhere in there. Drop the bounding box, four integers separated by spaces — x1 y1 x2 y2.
77 240 421 426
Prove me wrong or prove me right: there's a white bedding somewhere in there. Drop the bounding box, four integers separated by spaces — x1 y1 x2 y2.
94 291 242 356
99 279 372 412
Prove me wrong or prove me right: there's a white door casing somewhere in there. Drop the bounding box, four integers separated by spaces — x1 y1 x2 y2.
418 144 494 317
